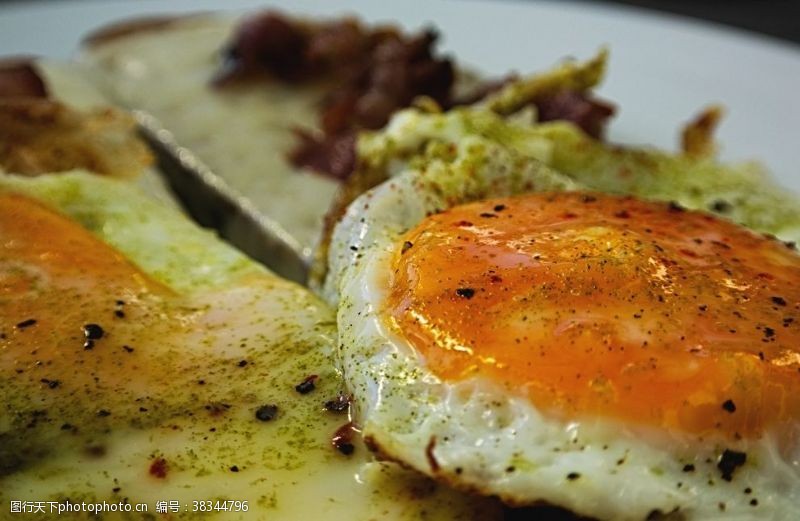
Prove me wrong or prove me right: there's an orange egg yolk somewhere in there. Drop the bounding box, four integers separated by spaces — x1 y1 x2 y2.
387 192 800 439
0 193 174 398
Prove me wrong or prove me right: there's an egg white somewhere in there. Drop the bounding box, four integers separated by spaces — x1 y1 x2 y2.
323 108 800 520
0 172 500 520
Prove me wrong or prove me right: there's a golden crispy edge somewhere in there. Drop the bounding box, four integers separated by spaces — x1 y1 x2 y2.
0 98 152 177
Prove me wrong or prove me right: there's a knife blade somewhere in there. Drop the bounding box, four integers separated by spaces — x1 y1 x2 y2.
134 110 309 284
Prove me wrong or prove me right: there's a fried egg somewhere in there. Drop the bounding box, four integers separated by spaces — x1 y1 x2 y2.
323 107 800 520
0 172 500 520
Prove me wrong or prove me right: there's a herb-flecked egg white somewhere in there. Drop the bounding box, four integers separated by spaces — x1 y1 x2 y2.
0 171 501 520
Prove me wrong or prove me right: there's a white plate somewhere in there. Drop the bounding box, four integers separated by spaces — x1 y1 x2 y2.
2 0 800 192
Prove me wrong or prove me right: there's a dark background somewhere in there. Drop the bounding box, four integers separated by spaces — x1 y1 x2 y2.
0 0 798 46
599 0 800 44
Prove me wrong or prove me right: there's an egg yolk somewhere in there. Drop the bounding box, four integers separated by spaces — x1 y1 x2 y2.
0 193 174 398
387 192 800 439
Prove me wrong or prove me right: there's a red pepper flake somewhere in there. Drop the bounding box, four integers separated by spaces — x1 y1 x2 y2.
425 437 440 472
332 422 359 455
455 220 473 227
295 375 318 394
149 458 168 479
614 210 630 219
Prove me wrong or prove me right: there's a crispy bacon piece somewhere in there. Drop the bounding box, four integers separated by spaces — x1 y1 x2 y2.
216 11 614 180
0 99 151 177
533 90 615 139
0 59 47 98
288 129 356 181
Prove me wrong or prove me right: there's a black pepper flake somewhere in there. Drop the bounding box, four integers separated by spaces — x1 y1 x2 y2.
84 339 94 350
255 404 278 422
401 241 414 254
614 210 630 219
324 393 351 413
668 201 685 212
237 360 248 367
581 195 597 203
771 296 787 307
493 204 507 212
456 288 475 299
295 375 318 394
750 499 758 506
41 378 60 389
349 245 358 251
566 472 581 481
97 409 111 417
114 310 125 318
711 200 732 213
122 345 134 353
229 465 239 472
15 318 37 329
721 399 737 413
682 464 695 472
763 327 775 338
479 212 497 218
83 323 105 340
717 449 747 481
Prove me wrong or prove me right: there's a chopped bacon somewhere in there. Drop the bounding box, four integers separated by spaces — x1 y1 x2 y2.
533 90 615 139
289 129 356 181
0 60 47 98
215 11 614 180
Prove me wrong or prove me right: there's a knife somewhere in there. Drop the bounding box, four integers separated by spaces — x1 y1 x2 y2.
134 110 310 284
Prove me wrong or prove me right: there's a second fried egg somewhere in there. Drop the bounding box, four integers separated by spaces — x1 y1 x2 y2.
323 109 800 520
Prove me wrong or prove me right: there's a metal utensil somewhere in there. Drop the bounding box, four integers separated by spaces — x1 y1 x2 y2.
135 110 309 283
